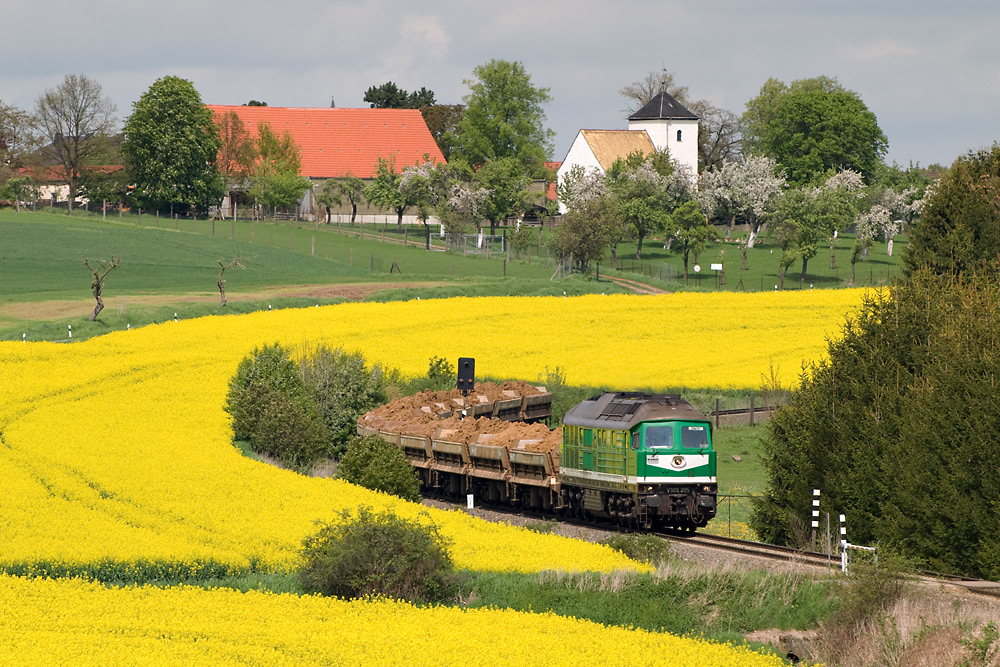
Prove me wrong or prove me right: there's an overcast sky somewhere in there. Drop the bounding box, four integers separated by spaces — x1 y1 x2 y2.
5 1 998 169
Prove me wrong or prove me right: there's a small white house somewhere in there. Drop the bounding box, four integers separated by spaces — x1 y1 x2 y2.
556 91 699 213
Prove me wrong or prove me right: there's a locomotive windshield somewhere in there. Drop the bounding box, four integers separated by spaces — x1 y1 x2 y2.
643 424 673 449
680 424 710 449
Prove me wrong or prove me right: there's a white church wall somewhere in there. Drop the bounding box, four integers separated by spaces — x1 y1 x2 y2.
556 131 603 213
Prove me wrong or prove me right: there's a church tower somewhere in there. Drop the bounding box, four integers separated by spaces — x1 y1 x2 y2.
627 91 699 181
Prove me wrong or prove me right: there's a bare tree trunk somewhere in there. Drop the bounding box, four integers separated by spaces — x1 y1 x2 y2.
397 209 404 232
746 219 763 248
84 257 121 321
90 291 104 321
801 256 809 282
217 256 245 307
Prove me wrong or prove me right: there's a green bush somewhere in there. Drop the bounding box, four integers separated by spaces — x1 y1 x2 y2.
299 506 455 602
252 386 330 470
300 345 389 459
225 343 331 470
337 435 421 502
601 533 672 566
224 343 310 441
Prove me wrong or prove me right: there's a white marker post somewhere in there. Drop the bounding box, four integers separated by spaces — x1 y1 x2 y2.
466 493 474 510
840 514 848 572
68 324 72 339
811 489 821 551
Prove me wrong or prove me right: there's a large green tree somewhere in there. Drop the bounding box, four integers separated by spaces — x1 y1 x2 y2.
904 144 1000 277
122 76 224 214
742 76 887 186
451 59 553 176
34 74 117 213
752 272 1000 579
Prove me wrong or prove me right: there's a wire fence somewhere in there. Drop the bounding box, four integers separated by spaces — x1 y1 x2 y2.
708 494 760 540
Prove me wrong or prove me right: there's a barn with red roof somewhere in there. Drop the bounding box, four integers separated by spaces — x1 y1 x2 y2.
207 105 445 220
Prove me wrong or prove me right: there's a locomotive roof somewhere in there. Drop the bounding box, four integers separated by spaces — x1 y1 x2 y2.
562 392 709 431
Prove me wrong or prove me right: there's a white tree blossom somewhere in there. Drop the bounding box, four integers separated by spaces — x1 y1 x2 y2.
819 168 865 194
447 182 490 230
855 184 921 256
698 156 786 247
556 164 606 212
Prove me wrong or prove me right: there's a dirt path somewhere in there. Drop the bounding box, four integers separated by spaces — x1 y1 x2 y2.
604 276 669 295
0 281 442 324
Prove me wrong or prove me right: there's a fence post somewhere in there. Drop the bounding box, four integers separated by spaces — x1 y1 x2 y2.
750 395 755 427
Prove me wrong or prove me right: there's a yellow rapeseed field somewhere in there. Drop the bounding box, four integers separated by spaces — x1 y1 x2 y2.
0 292 857 665
0 575 792 667
0 291 865 577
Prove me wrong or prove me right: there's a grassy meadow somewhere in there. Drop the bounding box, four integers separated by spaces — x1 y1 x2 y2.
0 207 905 341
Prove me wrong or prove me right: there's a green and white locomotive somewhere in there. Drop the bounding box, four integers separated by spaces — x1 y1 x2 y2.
558 392 718 530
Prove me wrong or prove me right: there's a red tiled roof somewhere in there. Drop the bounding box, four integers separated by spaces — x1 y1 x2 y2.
207 105 445 179
544 161 562 201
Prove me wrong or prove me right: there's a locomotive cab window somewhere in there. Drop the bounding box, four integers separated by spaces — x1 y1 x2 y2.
680 425 710 449
644 424 673 449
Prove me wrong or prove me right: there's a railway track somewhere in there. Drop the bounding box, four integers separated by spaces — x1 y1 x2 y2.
667 531 1000 599
428 495 1000 599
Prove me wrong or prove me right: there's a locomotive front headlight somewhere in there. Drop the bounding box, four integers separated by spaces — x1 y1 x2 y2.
671 455 685 468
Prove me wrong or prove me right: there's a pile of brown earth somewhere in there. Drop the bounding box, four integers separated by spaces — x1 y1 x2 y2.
360 381 562 453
